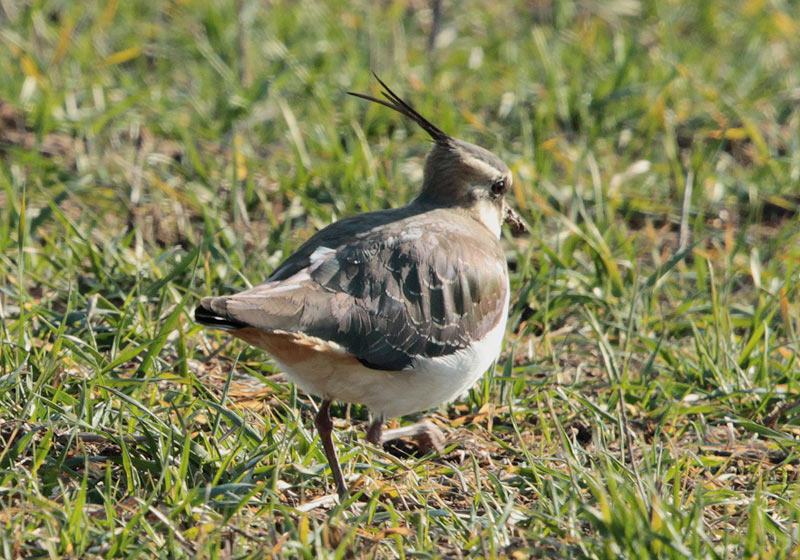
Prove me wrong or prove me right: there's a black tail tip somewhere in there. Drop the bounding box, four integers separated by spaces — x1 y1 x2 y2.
194 303 248 331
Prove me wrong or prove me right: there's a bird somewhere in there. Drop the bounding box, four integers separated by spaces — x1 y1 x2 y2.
195 75 524 497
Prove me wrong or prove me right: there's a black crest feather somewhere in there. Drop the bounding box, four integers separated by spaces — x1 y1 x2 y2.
348 72 450 143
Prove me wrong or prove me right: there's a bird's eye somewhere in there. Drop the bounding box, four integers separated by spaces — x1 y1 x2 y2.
490 179 506 196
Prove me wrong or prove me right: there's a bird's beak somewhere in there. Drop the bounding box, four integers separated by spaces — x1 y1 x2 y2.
503 203 527 235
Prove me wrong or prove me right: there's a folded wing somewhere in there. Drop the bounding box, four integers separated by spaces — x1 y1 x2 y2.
199 215 508 371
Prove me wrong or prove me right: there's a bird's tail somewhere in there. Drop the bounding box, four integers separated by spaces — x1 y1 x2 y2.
194 297 249 331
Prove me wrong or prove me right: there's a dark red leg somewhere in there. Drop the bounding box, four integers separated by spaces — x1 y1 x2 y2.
314 399 348 498
366 415 384 445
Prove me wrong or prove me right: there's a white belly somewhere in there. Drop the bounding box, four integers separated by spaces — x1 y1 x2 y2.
275 291 510 418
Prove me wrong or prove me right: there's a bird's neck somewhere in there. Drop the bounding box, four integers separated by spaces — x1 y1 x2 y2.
410 191 503 239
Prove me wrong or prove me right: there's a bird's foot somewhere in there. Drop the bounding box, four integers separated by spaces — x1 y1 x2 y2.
370 419 446 455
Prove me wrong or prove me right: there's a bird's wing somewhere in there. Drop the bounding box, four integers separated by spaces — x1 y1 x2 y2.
202 216 508 371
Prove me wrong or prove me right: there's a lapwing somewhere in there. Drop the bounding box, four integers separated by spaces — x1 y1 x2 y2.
195 76 524 497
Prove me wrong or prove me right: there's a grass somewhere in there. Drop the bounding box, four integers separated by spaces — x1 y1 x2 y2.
1 0 799 557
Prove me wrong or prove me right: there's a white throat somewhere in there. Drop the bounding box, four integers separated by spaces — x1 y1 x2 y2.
474 199 503 238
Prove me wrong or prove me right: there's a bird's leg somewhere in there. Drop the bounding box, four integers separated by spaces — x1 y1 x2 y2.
314 399 348 498
366 414 384 445
372 419 446 455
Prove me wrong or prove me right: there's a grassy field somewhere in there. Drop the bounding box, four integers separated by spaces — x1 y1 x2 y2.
1 0 800 557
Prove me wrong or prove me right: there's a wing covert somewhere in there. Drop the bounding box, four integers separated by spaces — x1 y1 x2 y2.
304 225 508 370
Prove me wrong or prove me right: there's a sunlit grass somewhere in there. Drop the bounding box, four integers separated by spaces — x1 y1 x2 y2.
1 0 799 557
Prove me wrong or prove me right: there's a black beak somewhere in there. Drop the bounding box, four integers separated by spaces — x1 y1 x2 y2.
503 204 527 235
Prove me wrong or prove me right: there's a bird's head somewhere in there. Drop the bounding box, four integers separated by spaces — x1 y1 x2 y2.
349 75 526 238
